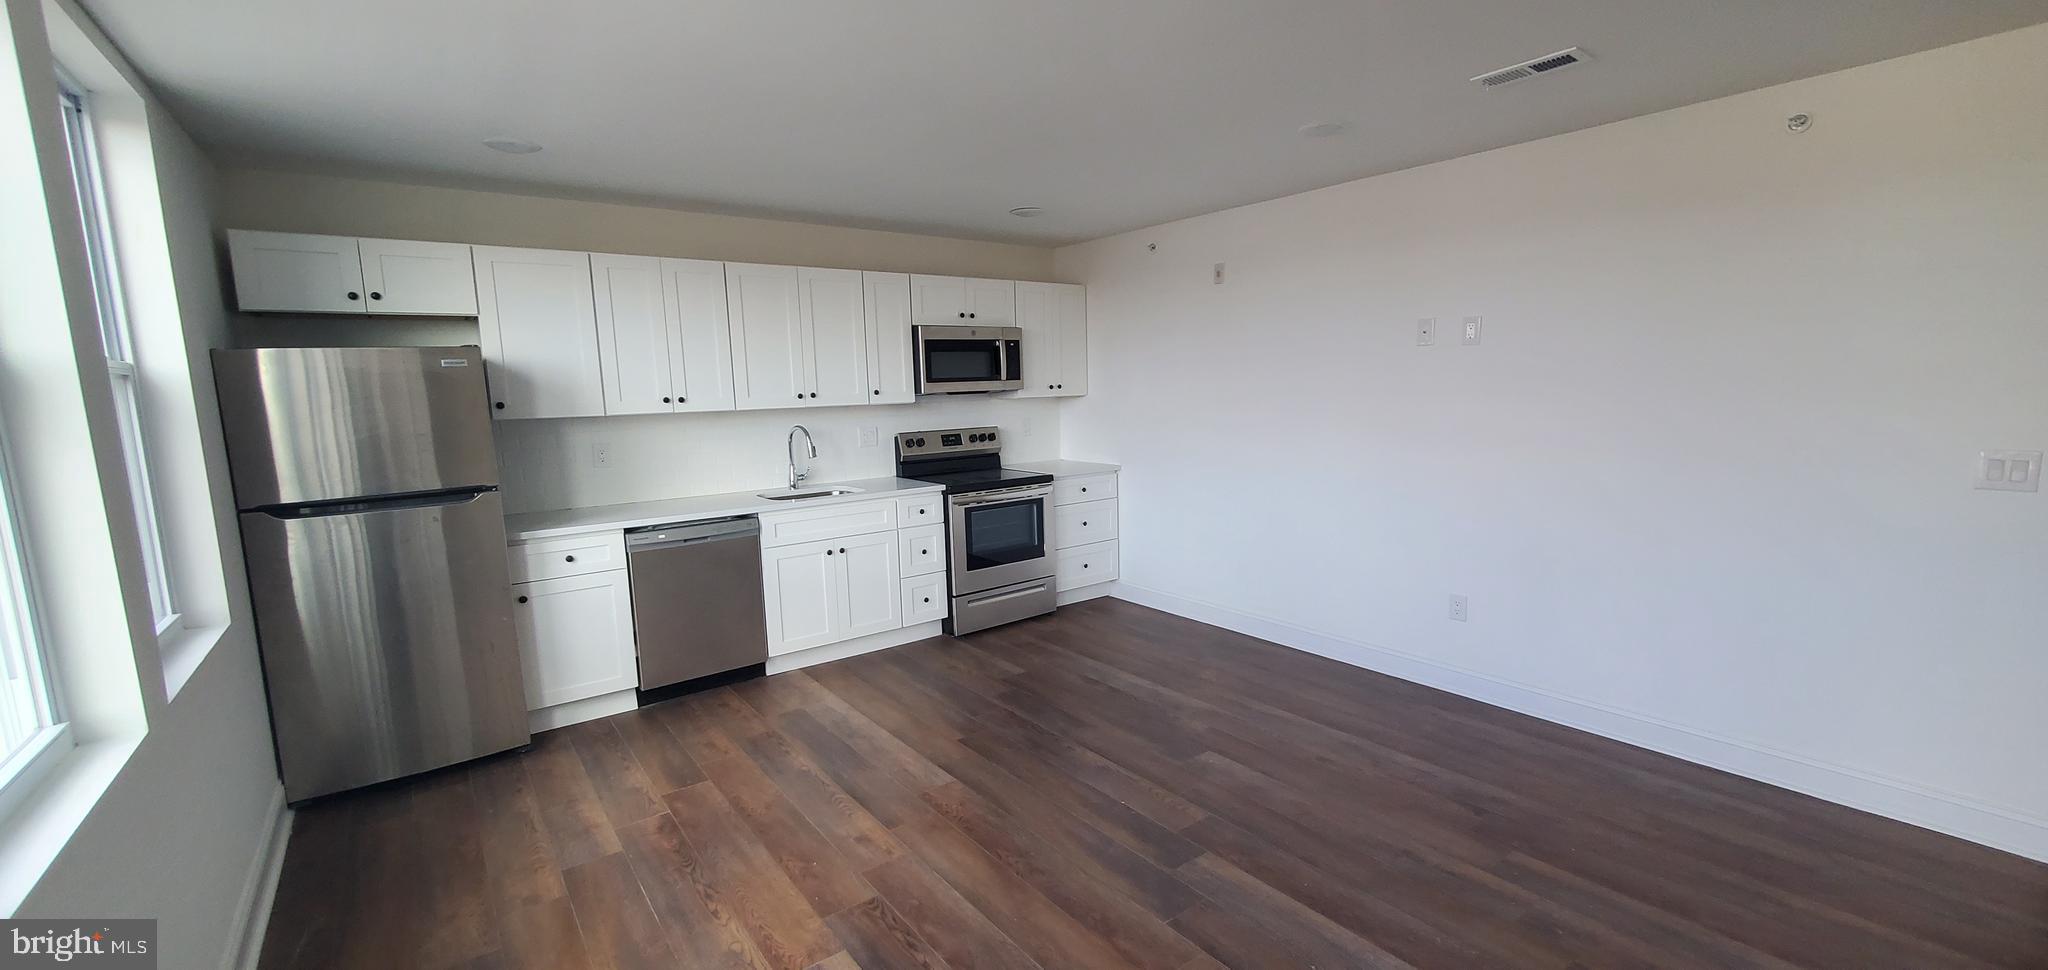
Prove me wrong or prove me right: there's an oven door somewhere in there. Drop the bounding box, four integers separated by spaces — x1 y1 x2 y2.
948 484 1053 595
915 326 1023 394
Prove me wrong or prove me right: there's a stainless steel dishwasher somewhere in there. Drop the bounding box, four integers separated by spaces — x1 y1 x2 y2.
626 516 769 691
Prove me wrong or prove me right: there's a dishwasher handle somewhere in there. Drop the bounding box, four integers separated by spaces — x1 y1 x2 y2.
626 516 759 551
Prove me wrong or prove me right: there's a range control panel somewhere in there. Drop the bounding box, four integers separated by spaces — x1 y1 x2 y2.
895 426 1000 457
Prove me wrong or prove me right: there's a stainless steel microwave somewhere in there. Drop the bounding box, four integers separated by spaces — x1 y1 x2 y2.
914 325 1023 394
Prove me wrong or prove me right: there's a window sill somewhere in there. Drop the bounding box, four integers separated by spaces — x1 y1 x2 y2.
159 620 228 702
0 732 143 915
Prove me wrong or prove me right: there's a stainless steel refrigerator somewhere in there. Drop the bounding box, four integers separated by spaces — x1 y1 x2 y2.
214 346 529 803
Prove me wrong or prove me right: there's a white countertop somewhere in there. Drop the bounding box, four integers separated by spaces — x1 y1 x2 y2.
1010 459 1120 478
503 476 945 541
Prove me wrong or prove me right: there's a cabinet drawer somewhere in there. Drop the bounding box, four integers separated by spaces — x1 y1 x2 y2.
759 499 897 547
901 573 948 625
895 492 942 526
1053 474 1116 506
1053 498 1117 549
898 523 946 577
1055 539 1118 592
509 531 626 583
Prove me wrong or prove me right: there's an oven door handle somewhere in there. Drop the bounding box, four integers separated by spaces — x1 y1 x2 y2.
949 485 1052 508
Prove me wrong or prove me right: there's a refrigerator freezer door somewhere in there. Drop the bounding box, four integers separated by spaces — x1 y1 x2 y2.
240 489 528 802
214 346 500 508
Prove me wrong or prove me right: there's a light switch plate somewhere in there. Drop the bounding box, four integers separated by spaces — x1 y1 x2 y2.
1976 450 2042 491
859 426 879 448
1213 262 1225 285
1462 315 1483 345
1417 318 1436 347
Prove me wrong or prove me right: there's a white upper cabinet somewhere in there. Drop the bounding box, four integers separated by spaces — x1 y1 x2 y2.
863 272 914 404
664 258 736 412
1010 281 1087 398
965 278 1016 327
228 230 477 315
228 230 366 314
799 268 870 408
357 238 477 315
909 274 968 326
726 262 809 409
474 247 605 420
590 253 675 416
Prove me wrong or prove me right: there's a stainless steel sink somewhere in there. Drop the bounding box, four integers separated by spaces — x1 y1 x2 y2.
756 486 863 501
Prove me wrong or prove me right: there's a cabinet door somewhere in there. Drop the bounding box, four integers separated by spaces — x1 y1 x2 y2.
762 540 840 655
227 230 364 313
474 247 604 419
964 278 1016 326
358 238 477 316
1053 283 1088 396
800 267 869 407
590 253 675 415
909 274 968 326
863 272 914 404
1011 281 1064 398
837 531 902 639
726 263 809 409
512 570 637 710
664 258 735 412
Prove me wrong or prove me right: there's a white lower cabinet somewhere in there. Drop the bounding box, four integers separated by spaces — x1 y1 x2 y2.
1056 539 1118 592
902 573 948 625
1054 498 1118 549
762 528 904 657
511 568 638 710
898 523 945 577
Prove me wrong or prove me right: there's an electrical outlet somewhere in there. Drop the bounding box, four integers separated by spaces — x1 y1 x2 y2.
1019 415 1035 436
592 441 612 468
1448 594 1469 622
1213 262 1226 285
1417 318 1436 347
1976 449 2043 491
1462 315 1483 345
859 426 879 448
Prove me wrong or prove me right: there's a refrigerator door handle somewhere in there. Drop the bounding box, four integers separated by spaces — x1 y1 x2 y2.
255 486 498 520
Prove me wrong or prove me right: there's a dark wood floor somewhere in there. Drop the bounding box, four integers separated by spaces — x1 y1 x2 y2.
257 597 2048 969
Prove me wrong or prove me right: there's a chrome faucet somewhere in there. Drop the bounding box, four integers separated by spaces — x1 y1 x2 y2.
786 425 817 490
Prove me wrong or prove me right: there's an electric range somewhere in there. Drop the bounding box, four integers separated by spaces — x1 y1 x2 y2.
895 427 1056 634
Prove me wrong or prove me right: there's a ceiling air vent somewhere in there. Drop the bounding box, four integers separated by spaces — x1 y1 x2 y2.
1471 47 1587 89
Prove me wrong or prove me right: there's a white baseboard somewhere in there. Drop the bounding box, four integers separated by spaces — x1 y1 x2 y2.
530 690 639 733
223 785 291 970
1104 581 2048 864
767 621 945 675
1056 584 1115 606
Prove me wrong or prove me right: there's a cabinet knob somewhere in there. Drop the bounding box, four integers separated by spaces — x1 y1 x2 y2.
968 312 976 319
923 597 931 603
494 401 506 410
346 291 360 301
369 291 383 301
810 392 818 398
517 595 529 603
1081 521 1088 527
565 555 576 563
678 397 685 403
1056 384 1063 389
873 389 880 395
662 396 672 403
826 549 834 556
1082 564 1089 569
1048 384 1055 390
1080 487 1087 493
839 547 847 554
957 312 966 318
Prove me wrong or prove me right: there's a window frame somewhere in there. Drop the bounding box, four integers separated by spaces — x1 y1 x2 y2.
0 422 70 819
54 77 179 637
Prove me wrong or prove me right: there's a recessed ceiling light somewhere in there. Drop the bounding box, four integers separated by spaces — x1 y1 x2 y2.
482 137 543 155
1298 122 1345 138
1008 206 1044 218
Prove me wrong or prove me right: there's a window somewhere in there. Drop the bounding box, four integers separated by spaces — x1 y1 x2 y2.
56 82 176 632
0 439 61 787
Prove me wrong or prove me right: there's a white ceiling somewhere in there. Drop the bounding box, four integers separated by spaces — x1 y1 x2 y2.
79 0 2048 245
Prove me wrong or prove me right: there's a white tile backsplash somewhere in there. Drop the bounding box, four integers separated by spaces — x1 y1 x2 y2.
494 396 1062 513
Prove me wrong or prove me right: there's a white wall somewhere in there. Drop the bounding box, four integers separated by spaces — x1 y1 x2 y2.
5 0 285 966
211 169 1063 512
1056 25 2048 858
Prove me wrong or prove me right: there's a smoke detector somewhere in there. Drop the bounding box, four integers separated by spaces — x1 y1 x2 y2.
1471 47 1588 89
